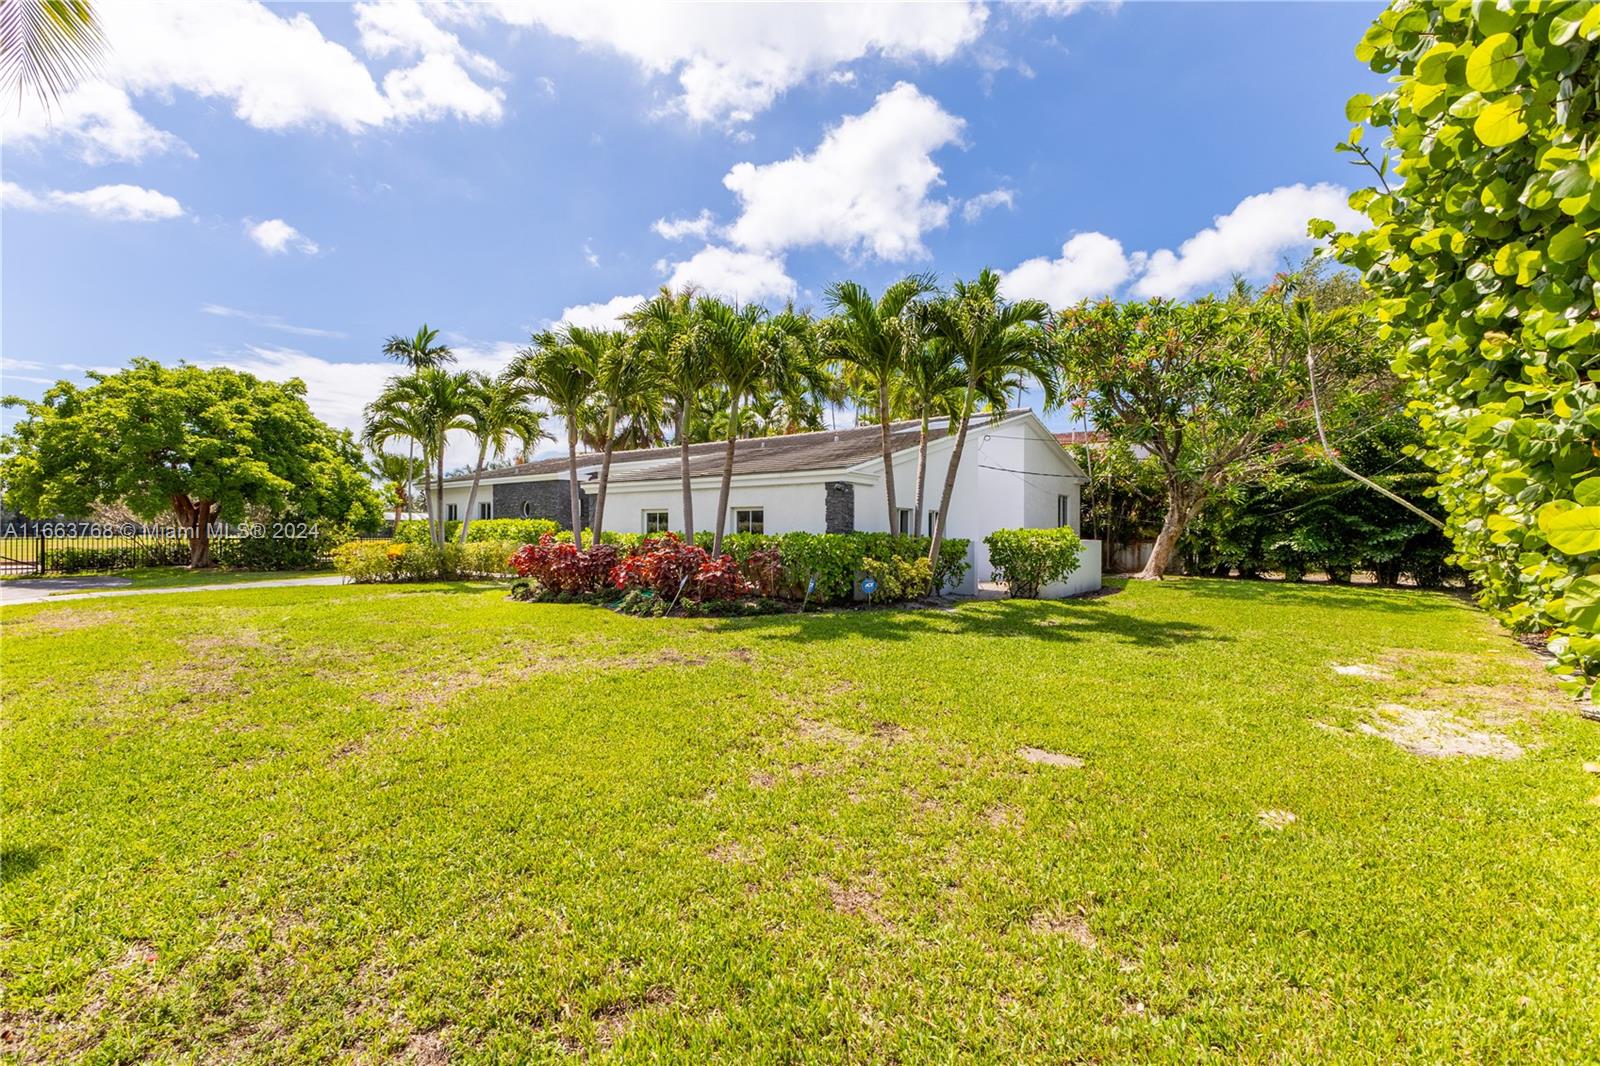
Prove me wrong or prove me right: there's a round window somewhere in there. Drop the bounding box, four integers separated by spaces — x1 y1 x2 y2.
521 501 533 517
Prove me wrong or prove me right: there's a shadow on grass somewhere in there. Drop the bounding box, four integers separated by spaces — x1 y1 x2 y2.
1155 576 1470 615
711 595 1224 648
1 845 53 882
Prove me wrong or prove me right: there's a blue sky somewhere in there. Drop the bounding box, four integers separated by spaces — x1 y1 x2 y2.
1 1 1382 459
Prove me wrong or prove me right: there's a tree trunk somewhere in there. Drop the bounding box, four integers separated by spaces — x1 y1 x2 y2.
913 407 930 536
593 409 617 539
435 442 447 547
408 438 426 542
177 496 216 569
879 380 898 534
926 381 976 575
1138 482 1200 580
458 440 488 545
712 395 741 557
566 427 584 551
677 407 695 543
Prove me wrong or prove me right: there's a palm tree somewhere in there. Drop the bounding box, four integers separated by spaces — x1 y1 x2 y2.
510 330 597 548
377 325 455 531
628 286 706 542
822 274 938 535
364 386 436 540
365 368 474 546
918 269 1056 568
694 299 813 555
1 0 105 111
569 325 661 539
457 371 549 543
369 449 423 529
896 334 965 536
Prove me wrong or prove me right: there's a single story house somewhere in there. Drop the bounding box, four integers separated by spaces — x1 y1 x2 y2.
435 408 1101 595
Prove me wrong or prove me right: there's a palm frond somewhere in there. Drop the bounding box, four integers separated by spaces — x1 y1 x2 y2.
1 0 106 113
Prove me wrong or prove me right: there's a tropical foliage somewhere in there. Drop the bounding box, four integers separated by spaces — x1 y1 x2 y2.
984 526 1086 599
1326 0 1600 685
1 360 383 567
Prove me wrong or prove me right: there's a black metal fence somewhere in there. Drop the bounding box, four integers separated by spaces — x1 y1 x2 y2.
0 522 392 576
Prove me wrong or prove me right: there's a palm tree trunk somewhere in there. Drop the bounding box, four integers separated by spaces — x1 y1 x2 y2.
566 426 584 551
878 379 898 534
913 406 930 536
677 406 695 543
593 409 617 539
712 395 741 556
435 442 446 548
458 440 488 545
926 381 976 573
407 438 423 540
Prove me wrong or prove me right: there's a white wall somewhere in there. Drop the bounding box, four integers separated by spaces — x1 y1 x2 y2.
1039 539 1104 597
594 478 834 536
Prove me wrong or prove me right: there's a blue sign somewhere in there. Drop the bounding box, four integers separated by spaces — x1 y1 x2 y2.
806 576 817 593
861 577 879 595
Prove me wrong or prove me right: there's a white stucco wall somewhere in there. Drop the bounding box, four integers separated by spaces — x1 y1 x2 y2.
591 476 839 536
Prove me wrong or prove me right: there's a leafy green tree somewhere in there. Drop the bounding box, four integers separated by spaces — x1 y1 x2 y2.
917 269 1054 569
1326 0 1600 684
511 329 597 548
457 371 548 543
1 360 382 567
821 274 938 534
369 449 423 528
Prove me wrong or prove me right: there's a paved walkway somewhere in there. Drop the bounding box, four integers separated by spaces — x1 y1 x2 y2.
0 574 343 606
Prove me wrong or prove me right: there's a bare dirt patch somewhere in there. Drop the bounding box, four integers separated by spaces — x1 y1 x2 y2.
871 721 910 742
403 1031 451 1065
748 770 777 789
1331 663 1387 679
1257 809 1298 830
707 842 759 864
795 717 867 747
823 877 891 929
1018 746 1085 769
1028 910 1097 949
1356 703 1524 760
653 648 708 667
592 987 674 1049
8 607 121 635
984 804 1023 829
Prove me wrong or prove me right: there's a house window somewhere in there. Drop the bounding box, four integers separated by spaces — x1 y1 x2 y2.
1057 494 1071 528
897 508 914 535
927 510 939 537
734 507 764 534
643 509 670 534
479 501 492 521
447 503 459 521
521 501 534 517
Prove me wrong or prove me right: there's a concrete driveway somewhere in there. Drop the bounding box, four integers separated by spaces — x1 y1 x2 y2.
0 574 343 606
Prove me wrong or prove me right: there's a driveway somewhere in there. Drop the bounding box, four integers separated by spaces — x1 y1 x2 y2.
0 574 344 606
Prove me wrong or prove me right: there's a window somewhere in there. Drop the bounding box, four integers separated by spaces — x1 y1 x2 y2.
926 510 939 537
446 503 459 521
734 507 764 534
1057 494 1071 528
643 509 669 534
897 508 914 535
478 501 492 521
521 501 534 517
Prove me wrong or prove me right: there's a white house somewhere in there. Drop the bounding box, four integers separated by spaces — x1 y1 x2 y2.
435 409 1101 595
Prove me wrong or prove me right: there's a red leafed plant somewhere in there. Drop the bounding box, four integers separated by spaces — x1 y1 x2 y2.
740 546 785 598
613 533 709 598
693 554 754 600
509 534 617 594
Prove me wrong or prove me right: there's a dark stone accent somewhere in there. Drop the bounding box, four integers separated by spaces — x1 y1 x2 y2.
493 479 590 530
824 482 854 534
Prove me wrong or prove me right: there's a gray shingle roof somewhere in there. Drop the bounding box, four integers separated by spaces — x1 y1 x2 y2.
447 411 1024 486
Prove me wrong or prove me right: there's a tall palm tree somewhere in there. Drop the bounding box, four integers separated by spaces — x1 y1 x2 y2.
570 325 660 539
896 334 965 536
510 330 597 548
457 371 549 543
365 368 474 546
364 386 436 540
694 298 813 555
822 274 938 535
628 286 706 541
918 269 1056 569
377 324 455 530
369 449 423 529
1 0 104 111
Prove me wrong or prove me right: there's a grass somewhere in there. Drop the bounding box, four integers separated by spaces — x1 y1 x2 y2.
3 579 1597 1062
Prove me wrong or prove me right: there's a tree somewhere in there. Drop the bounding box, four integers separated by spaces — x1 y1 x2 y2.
822 274 938 534
1 360 383 567
693 298 813 555
369 449 423 528
1 0 104 111
1054 288 1361 579
457 371 547 543
574 325 660 539
378 324 454 537
511 330 596 548
1327 1 1600 686
897 330 1008 536
364 368 473 547
629 286 707 542
917 269 1054 569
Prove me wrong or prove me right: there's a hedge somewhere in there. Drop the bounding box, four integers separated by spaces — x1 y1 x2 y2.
983 527 1085 598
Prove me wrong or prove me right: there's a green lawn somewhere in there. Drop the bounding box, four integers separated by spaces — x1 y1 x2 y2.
59 567 331 592
3 580 1597 1062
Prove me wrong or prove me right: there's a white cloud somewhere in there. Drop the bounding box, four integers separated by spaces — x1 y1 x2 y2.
962 187 1015 223
355 0 503 79
461 1 988 124
652 209 717 242
665 245 796 304
722 82 964 261
2 181 184 221
382 52 505 122
0 82 191 164
1133 182 1366 299
248 218 319 255
553 294 648 330
582 240 601 269
1000 233 1137 306
200 304 347 338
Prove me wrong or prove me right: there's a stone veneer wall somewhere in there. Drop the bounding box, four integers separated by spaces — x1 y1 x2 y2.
492 480 590 530
824 482 855 534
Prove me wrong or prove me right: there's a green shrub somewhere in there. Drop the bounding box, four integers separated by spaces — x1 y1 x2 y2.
330 539 518 583
702 531 969 601
859 556 935 604
984 527 1085 598
394 517 561 545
